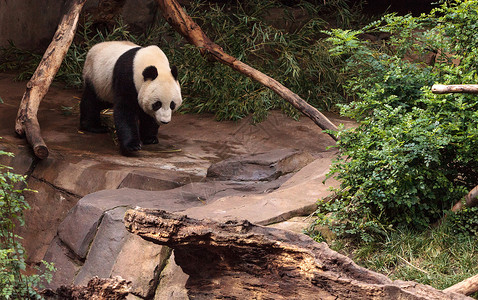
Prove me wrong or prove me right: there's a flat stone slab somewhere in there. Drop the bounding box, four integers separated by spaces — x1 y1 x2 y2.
184 152 339 225
154 252 189 300
206 148 314 181
74 207 129 286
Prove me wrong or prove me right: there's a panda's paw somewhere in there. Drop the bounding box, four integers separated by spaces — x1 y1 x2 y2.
120 142 142 155
142 137 159 145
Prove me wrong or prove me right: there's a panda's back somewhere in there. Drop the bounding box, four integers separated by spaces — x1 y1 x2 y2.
83 41 139 103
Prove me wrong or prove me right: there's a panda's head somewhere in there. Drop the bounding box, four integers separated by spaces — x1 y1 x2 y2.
135 46 182 125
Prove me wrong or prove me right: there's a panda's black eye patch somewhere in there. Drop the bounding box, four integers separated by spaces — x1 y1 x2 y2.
170 102 176 110
143 66 158 81
152 101 162 111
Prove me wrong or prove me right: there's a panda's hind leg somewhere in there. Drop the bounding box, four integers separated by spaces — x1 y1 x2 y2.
139 110 159 145
79 80 109 133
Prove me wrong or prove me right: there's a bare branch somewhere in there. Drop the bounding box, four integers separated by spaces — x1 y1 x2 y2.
15 0 86 159
156 0 339 140
431 84 478 94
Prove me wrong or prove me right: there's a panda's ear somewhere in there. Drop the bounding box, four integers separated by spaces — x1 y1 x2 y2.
143 66 158 81
171 65 178 80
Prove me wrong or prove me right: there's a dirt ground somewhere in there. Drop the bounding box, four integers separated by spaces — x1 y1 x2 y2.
0 72 354 164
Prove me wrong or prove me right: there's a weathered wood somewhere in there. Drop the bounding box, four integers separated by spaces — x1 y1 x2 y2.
15 0 86 159
156 0 339 141
41 276 131 300
431 84 478 94
465 185 478 208
444 274 478 296
453 185 478 212
124 208 470 299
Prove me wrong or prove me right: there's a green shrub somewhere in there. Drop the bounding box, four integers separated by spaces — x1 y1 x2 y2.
314 0 478 242
0 148 54 299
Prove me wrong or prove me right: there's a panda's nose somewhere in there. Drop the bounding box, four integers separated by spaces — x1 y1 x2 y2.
161 121 169 124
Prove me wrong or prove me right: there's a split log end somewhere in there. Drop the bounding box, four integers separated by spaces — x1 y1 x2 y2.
431 84 448 94
33 145 49 160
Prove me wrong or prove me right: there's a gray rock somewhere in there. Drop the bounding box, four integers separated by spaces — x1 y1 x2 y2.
185 153 339 225
17 177 79 264
206 148 314 181
57 201 105 259
155 252 189 300
267 216 312 234
111 235 171 299
46 150 340 295
43 237 81 289
117 170 190 191
74 207 129 286
33 154 131 197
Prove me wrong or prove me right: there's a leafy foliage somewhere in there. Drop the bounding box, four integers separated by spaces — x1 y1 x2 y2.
0 0 366 122
0 148 54 299
314 0 478 242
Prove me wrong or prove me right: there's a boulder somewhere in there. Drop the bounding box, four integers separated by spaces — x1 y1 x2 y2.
111 236 170 298
206 148 314 181
154 252 189 300
74 207 129 286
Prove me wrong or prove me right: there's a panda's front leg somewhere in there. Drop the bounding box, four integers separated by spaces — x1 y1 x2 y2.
114 102 142 155
139 109 159 145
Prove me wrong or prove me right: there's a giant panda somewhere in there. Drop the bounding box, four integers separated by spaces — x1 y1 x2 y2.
80 41 182 155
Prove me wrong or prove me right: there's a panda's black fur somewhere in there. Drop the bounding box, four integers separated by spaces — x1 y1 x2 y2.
80 41 182 155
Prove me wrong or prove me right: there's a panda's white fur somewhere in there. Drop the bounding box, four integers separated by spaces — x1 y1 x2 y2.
80 41 182 154
83 41 182 124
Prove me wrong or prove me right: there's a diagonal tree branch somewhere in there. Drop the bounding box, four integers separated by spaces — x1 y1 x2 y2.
156 0 339 141
15 0 86 159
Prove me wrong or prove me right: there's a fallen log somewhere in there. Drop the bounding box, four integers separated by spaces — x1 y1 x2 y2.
41 276 131 300
124 208 470 299
444 274 478 296
431 84 478 94
156 0 339 141
15 0 86 159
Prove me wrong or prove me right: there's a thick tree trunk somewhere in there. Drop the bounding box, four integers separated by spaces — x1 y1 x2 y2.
15 0 86 159
156 0 339 141
124 208 471 299
444 274 478 296
431 84 478 94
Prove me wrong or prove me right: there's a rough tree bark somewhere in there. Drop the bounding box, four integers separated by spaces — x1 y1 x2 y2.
124 208 471 300
15 0 86 159
431 84 478 94
444 274 478 297
156 0 339 141
41 276 131 300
